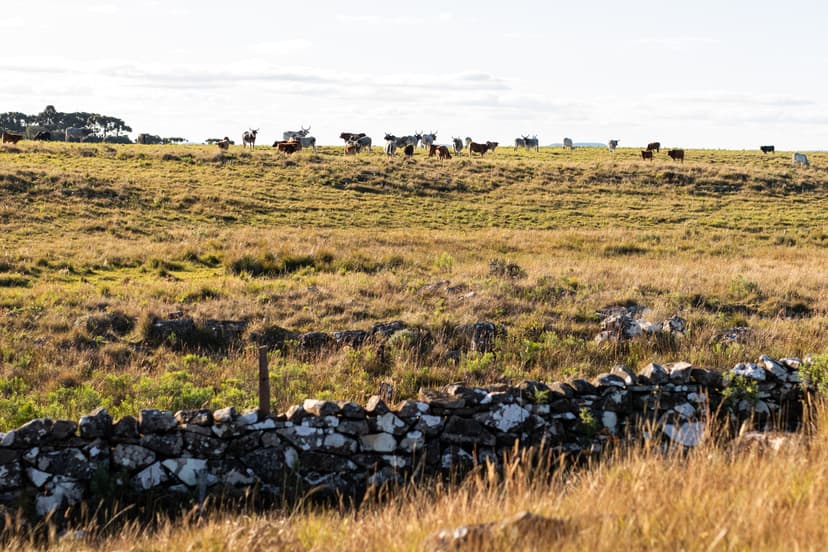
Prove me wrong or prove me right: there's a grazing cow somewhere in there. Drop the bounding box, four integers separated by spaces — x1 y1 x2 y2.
420 131 437 150
65 127 93 142
608 139 619 152
340 132 366 143
2 132 24 144
384 140 397 156
485 141 499 153
428 144 438 157
273 140 301 155
344 140 362 155
641 150 654 161
403 144 414 160
563 137 574 150
525 135 539 152
216 137 231 150
760 145 775 154
647 142 661 152
33 130 51 141
353 135 371 152
437 145 452 160
667 149 685 162
792 152 810 168
242 129 258 149
452 137 463 155
468 141 489 156
514 137 526 151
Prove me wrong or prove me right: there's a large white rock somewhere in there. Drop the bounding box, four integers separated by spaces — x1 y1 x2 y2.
132 462 168 491
480 404 531 433
26 468 50 488
162 458 208 487
360 433 397 453
602 411 618 435
113 444 156 470
400 431 425 452
674 403 696 419
663 422 705 447
376 412 407 434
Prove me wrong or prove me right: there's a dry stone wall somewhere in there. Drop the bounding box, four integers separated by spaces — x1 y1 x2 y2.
0 354 812 521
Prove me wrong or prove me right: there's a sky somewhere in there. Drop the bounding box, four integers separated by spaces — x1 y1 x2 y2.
1 0 826 149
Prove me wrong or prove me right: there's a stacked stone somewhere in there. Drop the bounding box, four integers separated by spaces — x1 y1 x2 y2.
0 354 811 521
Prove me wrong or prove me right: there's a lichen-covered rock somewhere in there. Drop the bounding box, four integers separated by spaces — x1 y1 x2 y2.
303 399 341 418
37 449 94 480
140 432 184 456
441 416 495 447
112 444 156 470
241 447 288 483
112 416 140 440
371 412 408 436
0 462 22 491
276 426 324 451
732 362 767 382
162 458 208 486
610 365 638 386
360 433 397 453
663 421 705 447
138 409 177 434
131 462 168 491
666 362 693 384
639 363 669 385
175 409 213 426
474 404 530 433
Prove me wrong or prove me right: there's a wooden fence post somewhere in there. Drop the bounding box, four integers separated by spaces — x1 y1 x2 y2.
258 346 270 417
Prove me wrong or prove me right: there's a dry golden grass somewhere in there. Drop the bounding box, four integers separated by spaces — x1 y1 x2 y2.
0 142 827 425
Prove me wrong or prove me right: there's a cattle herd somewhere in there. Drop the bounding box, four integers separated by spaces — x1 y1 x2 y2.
0 125 815 168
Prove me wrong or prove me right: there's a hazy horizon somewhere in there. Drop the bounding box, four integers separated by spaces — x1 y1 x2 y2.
2 0 826 150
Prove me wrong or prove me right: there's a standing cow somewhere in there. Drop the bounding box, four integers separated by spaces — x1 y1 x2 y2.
667 149 685 163
514 137 526 151
563 137 574 150
242 129 259 149
452 137 464 155
760 145 775 154
647 141 661 153
65 127 93 142
608 140 619 152
419 131 437 150
792 152 810 168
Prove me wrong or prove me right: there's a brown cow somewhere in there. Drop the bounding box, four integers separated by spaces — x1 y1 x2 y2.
641 150 653 161
468 141 489 156
2 132 24 144
273 140 301 154
343 141 361 155
437 145 452 160
667 149 685 162
646 142 661 152
428 144 439 157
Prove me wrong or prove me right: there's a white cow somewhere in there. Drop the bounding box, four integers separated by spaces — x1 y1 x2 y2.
792 152 810 168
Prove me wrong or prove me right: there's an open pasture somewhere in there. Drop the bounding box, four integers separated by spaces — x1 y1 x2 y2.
0 141 827 428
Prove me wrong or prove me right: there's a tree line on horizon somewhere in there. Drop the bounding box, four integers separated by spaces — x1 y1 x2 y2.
0 105 184 144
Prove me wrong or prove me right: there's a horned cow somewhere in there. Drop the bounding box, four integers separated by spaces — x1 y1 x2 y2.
65 127 93 142
242 129 258 149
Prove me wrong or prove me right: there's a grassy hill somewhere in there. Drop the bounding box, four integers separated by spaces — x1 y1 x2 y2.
0 141 827 427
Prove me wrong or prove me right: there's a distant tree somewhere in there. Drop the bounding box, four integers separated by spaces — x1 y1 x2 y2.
0 112 31 132
36 105 58 127
162 137 186 144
